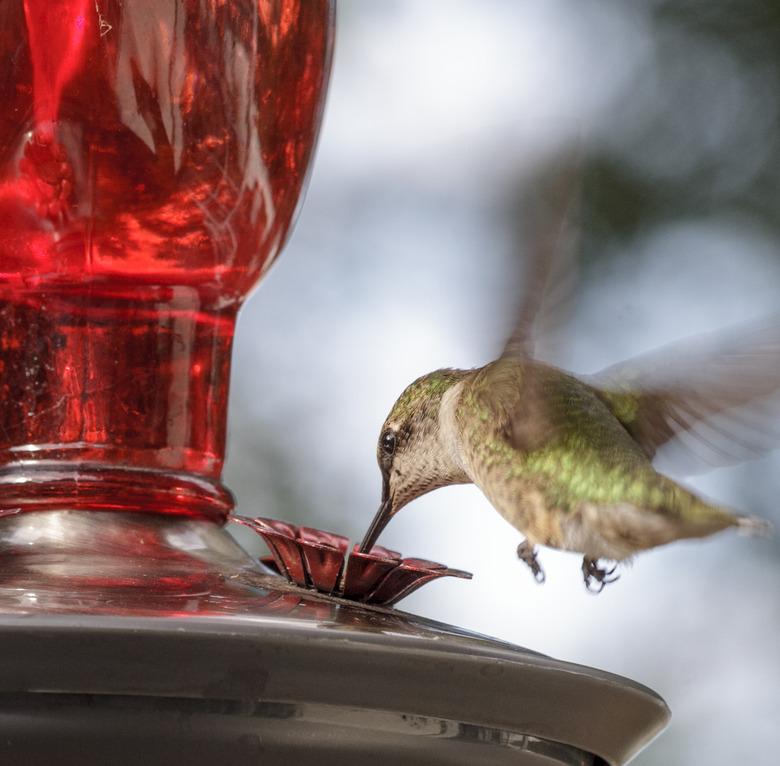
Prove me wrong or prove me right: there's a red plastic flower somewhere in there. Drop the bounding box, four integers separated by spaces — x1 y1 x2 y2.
232 516 472 606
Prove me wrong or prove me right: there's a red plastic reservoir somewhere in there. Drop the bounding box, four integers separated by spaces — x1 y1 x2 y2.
0 0 334 521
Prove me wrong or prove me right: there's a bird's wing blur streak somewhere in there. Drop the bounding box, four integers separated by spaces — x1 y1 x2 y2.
591 314 780 473
501 153 582 361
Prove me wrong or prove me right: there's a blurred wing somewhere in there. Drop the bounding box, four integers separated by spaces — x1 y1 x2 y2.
465 360 564 455
591 315 780 472
501 154 582 361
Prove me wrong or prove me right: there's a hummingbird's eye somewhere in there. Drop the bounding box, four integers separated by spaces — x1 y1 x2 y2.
380 430 396 457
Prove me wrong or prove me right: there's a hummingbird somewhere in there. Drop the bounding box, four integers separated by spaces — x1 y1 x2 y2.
358 163 776 591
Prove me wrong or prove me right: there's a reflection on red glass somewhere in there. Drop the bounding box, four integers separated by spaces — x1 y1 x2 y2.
23 0 91 135
0 1 334 520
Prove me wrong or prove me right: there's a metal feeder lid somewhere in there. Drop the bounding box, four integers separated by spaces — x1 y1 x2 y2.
0 511 670 765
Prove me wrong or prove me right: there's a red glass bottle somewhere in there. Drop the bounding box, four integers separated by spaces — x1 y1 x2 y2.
0 0 334 521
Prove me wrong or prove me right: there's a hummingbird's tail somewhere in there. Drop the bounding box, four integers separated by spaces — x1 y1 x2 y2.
735 513 774 538
656 480 772 544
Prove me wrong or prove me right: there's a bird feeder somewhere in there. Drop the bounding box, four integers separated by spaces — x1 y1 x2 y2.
0 2 668 764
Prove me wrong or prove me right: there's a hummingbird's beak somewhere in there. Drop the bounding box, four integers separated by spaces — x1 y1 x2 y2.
358 474 393 553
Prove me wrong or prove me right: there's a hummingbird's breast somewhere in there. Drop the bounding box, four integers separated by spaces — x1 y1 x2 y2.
473 471 569 549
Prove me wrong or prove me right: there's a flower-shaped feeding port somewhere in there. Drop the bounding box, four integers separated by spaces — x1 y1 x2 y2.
232 516 472 607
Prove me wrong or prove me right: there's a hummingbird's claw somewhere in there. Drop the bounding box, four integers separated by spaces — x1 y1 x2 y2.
517 540 546 584
582 557 620 593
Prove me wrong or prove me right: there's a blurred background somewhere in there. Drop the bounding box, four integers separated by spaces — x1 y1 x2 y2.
227 1 780 763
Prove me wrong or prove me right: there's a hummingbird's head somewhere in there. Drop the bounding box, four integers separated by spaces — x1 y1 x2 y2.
358 368 471 552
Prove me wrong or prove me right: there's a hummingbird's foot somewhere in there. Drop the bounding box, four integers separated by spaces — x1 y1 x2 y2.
582 557 620 593
517 540 546 584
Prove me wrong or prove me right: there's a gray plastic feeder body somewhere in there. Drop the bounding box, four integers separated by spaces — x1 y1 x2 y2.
0 511 669 765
